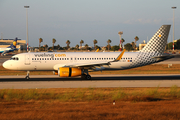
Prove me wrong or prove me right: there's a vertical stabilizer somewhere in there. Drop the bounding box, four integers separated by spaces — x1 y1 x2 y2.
130 25 171 68
8 37 18 49
141 25 171 54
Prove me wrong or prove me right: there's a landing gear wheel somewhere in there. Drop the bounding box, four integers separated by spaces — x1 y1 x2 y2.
25 71 30 80
86 75 91 80
25 76 30 80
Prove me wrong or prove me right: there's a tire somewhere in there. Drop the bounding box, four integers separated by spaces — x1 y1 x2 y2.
86 75 91 80
25 76 29 80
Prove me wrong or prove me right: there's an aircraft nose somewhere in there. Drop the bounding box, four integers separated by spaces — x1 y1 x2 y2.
3 61 11 69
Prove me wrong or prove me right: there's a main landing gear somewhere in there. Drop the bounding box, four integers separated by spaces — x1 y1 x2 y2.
81 69 91 80
25 71 30 79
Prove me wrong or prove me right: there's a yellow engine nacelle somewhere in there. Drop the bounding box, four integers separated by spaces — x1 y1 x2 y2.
58 67 82 77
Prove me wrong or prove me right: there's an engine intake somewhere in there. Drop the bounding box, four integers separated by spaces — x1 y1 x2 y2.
58 67 82 77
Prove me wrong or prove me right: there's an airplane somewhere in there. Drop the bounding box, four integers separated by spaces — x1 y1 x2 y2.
0 37 18 56
3 25 173 80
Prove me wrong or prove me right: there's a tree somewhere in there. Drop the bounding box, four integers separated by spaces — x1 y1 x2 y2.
111 45 119 51
124 43 133 51
39 38 43 51
75 44 79 50
85 44 89 50
57 44 60 50
134 36 139 49
80 40 84 49
66 40 71 49
131 42 135 49
52 38 56 50
93 39 98 49
107 39 112 51
44 44 48 51
121 38 125 48
95 45 101 50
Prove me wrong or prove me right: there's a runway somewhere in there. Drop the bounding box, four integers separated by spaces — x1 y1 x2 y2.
0 74 180 89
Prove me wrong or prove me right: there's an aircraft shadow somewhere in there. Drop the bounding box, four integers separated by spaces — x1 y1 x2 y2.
0 75 180 82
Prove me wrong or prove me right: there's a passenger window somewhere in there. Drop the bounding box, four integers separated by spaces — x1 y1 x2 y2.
82 58 84 60
35 58 36 60
87 58 89 60
32 58 34 60
47 58 49 60
42 58 44 60
62 58 64 60
40 58 41 60
60 58 61 60
57 58 59 60
37 58 39 60
65 58 66 60
45 58 46 60
90 58 91 60
55 58 56 60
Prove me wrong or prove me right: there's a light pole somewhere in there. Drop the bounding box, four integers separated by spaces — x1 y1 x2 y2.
118 31 123 51
24 6 30 52
172 7 176 51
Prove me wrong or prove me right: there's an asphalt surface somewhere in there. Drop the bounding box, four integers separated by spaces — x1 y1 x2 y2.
0 74 180 89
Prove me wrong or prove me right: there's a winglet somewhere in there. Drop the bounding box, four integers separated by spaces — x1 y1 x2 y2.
95 48 99 52
113 49 126 62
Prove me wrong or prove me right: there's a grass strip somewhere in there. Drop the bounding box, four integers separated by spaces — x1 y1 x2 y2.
1 86 180 102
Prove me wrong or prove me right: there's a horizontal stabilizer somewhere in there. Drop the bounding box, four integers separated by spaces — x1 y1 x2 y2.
152 54 174 61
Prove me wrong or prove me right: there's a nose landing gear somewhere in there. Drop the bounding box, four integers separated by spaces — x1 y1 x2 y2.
25 71 30 79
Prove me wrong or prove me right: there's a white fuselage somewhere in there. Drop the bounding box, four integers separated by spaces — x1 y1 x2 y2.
3 52 139 71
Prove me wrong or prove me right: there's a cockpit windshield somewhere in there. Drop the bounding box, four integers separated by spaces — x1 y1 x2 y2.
10 57 19 60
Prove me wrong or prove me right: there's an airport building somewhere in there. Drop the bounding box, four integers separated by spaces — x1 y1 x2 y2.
139 40 147 50
0 39 27 52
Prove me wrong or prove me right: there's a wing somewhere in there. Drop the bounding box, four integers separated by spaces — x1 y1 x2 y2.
53 49 126 70
1 50 8 56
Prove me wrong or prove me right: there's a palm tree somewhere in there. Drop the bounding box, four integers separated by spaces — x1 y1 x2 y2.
134 36 139 49
39 38 43 51
107 39 112 51
75 44 79 50
66 40 71 49
52 38 56 50
93 39 98 49
80 40 84 49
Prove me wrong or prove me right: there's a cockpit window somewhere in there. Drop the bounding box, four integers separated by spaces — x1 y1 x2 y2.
10 57 19 61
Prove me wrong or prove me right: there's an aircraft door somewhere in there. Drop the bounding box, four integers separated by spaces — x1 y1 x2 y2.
25 54 31 65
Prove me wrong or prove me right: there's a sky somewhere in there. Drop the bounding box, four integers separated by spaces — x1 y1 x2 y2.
0 0 180 47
